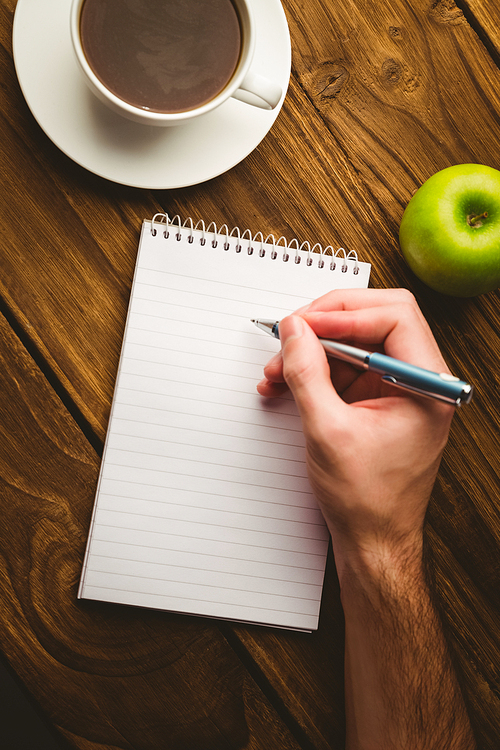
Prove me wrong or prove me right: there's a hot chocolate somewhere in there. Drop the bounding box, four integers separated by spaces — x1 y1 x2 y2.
79 0 242 113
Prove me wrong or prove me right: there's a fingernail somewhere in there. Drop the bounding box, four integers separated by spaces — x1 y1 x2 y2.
257 378 268 393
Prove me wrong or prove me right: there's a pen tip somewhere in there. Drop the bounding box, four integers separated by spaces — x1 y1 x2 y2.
250 319 256 323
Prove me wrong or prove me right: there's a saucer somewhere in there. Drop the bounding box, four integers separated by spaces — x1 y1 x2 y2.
13 0 291 189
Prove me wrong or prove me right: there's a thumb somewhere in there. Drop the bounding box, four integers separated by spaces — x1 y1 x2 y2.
280 315 343 427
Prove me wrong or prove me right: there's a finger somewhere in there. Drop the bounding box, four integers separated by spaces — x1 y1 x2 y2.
341 370 399 404
256 377 289 398
298 288 447 368
279 314 345 428
305 287 418 313
262 351 285 383
303 303 449 373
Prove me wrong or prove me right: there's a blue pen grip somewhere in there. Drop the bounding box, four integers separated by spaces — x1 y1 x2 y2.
368 352 469 403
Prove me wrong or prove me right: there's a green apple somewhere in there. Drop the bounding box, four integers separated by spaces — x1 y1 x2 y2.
399 163 500 296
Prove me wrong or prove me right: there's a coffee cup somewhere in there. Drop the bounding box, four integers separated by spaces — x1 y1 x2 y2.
70 0 283 127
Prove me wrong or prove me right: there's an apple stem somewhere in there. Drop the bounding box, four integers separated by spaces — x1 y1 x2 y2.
468 211 488 227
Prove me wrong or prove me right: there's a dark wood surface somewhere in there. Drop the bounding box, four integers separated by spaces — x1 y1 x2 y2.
1 0 499 747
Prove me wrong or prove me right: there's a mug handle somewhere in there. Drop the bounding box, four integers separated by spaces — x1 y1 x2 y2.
232 71 282 110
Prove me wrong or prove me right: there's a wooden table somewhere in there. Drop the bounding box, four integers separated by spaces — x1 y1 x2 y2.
1 0 499 747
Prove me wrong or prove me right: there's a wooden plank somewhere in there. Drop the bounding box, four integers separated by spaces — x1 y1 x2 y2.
0 308 303 750
458 0 500 59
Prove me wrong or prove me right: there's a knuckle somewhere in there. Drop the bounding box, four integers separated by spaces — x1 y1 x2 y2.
394 288 417 306
392 291 423 328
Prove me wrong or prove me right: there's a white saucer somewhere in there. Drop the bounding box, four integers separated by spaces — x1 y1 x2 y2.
13 0 291 190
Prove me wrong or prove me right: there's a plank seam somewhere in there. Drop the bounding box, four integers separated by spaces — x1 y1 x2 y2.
0 292 103 457
219 622 324 750
454 0 500 69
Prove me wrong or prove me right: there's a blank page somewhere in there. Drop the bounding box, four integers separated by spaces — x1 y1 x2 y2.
78 217 371 631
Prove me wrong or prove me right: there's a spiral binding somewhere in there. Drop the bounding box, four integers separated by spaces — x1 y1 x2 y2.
150 213 360 274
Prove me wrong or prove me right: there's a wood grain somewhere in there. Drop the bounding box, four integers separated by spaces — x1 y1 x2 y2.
0 0 499 748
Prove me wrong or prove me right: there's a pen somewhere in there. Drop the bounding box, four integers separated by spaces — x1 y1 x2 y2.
251 318 473 406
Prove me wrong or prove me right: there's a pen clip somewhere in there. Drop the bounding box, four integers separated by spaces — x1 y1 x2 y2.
381 375 461 406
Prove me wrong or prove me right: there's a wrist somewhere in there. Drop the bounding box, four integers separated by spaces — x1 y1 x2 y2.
331 531 425 597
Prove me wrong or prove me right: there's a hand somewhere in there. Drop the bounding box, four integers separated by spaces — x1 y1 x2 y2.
257 289 455 570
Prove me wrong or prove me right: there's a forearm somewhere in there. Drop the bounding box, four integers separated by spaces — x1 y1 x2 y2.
337 541 476 750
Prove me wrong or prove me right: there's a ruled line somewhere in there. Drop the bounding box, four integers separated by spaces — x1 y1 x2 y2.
88 539 325 573
113 393 303 433
85 569 322 602
93 521 326 557
94 508 326 540
82 584 320 619
112 416 304 449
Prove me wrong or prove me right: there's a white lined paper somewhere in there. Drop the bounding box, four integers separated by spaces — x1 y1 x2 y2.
78 220 370 631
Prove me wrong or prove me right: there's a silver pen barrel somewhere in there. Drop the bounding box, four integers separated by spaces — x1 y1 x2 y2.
319 340 370 368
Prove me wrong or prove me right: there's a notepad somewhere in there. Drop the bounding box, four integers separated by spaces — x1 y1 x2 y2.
78 215 371 631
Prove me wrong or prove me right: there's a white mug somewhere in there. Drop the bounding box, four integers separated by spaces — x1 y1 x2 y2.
70 0 283 127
